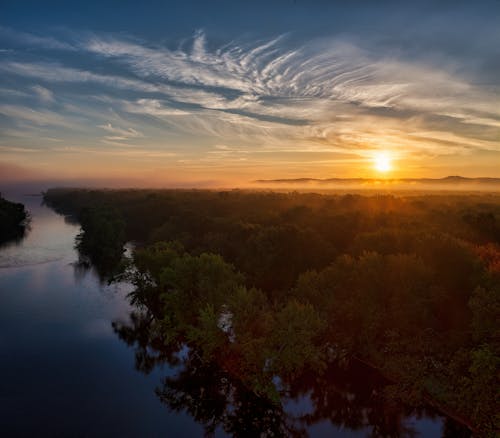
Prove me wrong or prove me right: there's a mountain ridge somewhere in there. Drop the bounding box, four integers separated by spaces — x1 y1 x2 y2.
254 176 500 185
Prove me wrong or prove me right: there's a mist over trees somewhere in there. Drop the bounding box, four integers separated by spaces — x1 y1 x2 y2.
44 188 500 435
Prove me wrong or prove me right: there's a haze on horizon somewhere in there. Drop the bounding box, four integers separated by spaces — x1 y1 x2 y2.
1 0 499 188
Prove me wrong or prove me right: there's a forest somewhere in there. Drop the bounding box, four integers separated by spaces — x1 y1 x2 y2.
43 188 500 436
0 195 29 245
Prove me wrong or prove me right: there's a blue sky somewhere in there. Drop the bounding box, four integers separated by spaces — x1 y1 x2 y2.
1 1 499 186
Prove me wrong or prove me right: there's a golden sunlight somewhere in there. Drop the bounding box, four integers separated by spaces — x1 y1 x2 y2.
373 152 392 173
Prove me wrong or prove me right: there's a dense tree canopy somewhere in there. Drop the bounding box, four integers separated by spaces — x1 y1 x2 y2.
44 188 500 435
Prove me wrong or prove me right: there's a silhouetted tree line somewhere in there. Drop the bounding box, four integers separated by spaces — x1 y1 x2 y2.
75 207 126 275
44 188 500 435
0 195 28 245
44 192 126 276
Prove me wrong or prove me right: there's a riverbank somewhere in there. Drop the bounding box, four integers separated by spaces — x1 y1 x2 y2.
0 195 29 245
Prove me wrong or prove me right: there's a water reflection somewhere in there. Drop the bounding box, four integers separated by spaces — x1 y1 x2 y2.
114 311 306 437
0 195 205 437
156 358 302 437
0 196 72 269
113 308 470 437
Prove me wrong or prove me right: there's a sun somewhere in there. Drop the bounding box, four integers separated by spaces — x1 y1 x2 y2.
373 152 392 173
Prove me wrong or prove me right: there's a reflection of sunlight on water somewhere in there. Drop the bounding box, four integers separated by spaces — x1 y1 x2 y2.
0 246 66 268
0 195 78 268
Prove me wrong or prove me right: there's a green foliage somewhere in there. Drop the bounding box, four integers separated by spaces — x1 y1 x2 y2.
75 206 126 276
464 345 500 431
469 285 500 342
463 211 500 243
186 304 228 361
43 188 500 433
128 240 331 399
133 241 185 284
268 300 326 377
160 252 244 308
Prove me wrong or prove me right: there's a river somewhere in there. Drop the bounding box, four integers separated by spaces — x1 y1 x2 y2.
0 195 469 437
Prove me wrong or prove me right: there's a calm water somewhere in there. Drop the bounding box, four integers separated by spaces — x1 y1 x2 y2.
0 195 467 437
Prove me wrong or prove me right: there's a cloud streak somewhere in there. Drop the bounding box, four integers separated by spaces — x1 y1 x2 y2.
32 85 54 103
0 28 499 179
82 32 500 119
0 26 75 51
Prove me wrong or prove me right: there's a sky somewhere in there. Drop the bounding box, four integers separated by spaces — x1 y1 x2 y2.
1 0 499 187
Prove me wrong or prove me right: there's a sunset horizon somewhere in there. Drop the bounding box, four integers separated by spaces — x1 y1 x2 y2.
1 2 499 437
1 0 499 188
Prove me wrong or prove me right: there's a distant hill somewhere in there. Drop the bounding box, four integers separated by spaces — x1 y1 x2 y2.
254 176 500 185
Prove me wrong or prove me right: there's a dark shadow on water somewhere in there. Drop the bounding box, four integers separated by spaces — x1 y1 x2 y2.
156 356 305 437
0 216 31 248
113 309 472 438
114 311 306 437
71 257 93 283
0 225 29 248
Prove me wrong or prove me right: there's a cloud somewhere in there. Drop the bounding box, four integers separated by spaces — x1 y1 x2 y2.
32 85 54 103
0 26 74 51
123 99 190 117
83 31 259 92
0 87 28 98
438 112 500 129
0 104 76 129
1 29 499 171
80 32 500 123
98 122 143 138
97 122 145 146
0 61 161 93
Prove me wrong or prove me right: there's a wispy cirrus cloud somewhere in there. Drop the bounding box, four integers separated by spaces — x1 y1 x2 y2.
81 31 500 118
0 104 76 129
0 61 161 93
32 85 54 103
122 99 190 117
97 122 144 145
98 122 143 139
0 26 75 51
0 27 499 180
